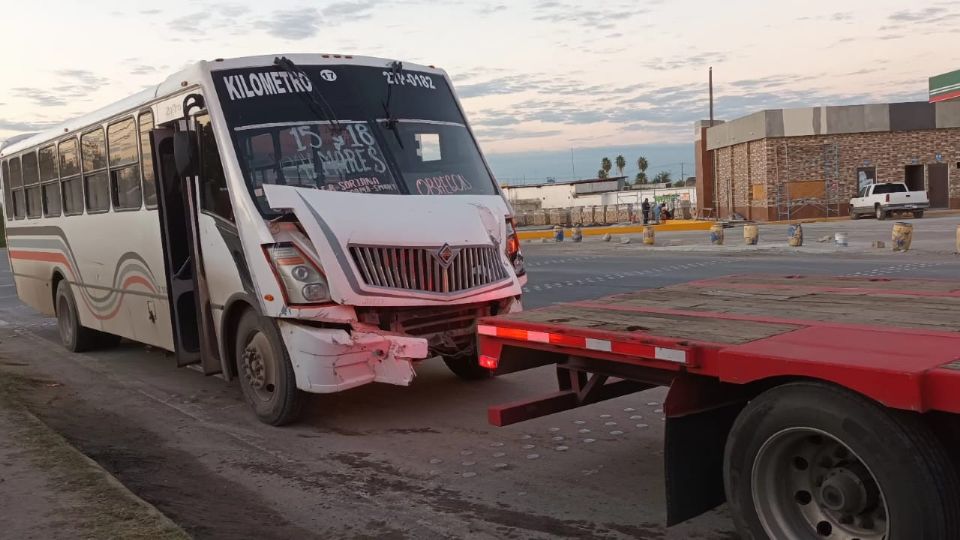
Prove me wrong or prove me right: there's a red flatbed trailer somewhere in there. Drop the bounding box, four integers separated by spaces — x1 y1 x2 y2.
478 275 960 540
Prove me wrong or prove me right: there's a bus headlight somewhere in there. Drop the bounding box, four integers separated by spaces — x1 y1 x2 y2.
505 217 525 277
265 243 332 305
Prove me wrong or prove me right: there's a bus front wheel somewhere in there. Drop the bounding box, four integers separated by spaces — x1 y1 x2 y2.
443 353 493 380
724 381 960 540
234 310 304 426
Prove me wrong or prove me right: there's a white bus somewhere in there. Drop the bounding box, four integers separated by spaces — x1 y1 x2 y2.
0 54 526 425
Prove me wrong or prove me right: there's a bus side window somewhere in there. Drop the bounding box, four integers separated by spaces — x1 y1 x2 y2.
81 128 110 213
8 156 25 220
38 144 61 217
139 111 157 209
2 160 11 221
196 116 233 222
59 138 83 216
108 117 142 210
22 151 41 219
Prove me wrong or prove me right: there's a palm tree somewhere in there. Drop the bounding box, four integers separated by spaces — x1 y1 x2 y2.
635 156 649 185
597 169 608 179
601 157 612 178
654 171 672 184
637 156 649 174
615 155 626 178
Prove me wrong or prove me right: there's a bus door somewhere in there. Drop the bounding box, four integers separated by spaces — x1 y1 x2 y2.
152 106 222 375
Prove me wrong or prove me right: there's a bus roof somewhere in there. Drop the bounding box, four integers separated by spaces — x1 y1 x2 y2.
0 54 444 158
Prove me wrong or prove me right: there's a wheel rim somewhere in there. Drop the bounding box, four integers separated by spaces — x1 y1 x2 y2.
57 295 74 345
240 331 279 404
751 427 889 540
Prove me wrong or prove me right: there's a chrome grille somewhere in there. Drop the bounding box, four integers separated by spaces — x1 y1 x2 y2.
349 244 509 294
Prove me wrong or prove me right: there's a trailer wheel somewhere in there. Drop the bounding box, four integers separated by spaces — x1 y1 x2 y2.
55 281 102 352
724 381 960 540
443 354 493 380
234 310 304 426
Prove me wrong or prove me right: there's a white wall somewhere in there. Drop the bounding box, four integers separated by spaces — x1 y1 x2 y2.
503 184 697 210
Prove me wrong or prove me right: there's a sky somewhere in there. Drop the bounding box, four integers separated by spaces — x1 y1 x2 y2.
0 0 957 183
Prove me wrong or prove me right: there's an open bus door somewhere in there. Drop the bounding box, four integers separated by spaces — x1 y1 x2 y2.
151 96 221 374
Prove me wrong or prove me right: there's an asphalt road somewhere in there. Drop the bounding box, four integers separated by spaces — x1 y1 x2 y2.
0 239 957 539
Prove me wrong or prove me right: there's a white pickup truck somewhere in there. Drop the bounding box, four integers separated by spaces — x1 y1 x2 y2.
850 182 929 220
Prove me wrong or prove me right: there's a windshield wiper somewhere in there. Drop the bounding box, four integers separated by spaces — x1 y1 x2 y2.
382 60 404 148
274 56 343 133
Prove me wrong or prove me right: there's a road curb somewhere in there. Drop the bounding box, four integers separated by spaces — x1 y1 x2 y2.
0 384 189 539
517 220 712 240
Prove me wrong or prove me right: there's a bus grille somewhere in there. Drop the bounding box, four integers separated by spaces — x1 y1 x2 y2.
349 244 509 294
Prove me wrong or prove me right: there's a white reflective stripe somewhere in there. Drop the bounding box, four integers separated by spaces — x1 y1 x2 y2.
477 325 498 337
655 347 686 363
527 331 551 343
585 338 612 352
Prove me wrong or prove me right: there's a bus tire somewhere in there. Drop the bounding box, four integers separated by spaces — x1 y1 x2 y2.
55 281 101 353
234 309 304 426
724 381 960 540
443 354 493 380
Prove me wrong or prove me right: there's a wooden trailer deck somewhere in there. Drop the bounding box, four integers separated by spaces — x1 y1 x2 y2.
478 275 960 420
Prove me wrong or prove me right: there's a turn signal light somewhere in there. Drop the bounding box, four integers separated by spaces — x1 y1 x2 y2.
479 355 499 370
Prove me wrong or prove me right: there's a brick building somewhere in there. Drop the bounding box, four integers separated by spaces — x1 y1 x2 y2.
695 101 960 220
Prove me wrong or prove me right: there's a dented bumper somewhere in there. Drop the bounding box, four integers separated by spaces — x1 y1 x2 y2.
277 320 429 394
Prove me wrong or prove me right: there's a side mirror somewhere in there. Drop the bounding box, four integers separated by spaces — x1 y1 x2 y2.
173 131 199 177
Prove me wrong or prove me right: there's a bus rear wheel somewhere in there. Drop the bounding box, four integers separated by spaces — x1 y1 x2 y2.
724 381 960 540
55 281 102 352
234 310 304 426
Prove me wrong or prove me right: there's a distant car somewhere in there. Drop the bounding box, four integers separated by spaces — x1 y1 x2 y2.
849 182 929 220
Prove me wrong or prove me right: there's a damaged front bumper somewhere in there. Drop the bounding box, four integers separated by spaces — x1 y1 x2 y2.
277 320 429 394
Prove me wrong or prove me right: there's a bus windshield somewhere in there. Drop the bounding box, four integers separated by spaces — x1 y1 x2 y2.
213 64 497 215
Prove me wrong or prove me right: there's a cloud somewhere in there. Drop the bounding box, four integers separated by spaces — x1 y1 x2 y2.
255 8 322 39
473 126 563 141
477 3 507 14
9 69 109 108
888 7 946 22
642 51 725 71
0 119 59 132
532 0 648 30
322 1 379 18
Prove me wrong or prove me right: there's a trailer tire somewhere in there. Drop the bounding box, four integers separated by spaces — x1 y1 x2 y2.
234 310 304 426
443 354 493 380
724 381 960 540
55 281 103 352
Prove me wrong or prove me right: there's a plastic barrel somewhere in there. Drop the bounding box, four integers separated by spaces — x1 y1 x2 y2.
744 224 759 245
892 222 913 252
572 226 583 243
787 224 803 247
710 223 724 245
643 225 655 245
834 232 848 247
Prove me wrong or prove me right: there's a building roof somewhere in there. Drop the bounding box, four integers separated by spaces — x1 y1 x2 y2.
705 100 960 150
502 176 626 189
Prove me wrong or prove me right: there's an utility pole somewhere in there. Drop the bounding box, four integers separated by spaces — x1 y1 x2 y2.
709 66 714 125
